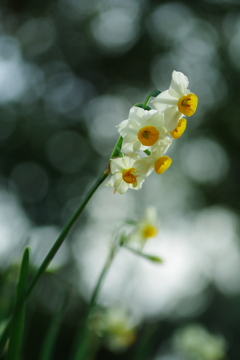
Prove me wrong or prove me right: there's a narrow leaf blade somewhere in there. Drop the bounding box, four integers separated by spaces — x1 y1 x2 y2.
38 289 69 360
149 90 161 97
123 245 163 264
7 247 30 360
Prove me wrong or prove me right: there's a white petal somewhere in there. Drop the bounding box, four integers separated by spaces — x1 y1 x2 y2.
124 152 140 167
145 206 158 224
169 70 189 98
128 118 141 129
116 180 129 194
149 112 165 128
152 137 172 156
110 158 126 173
105 176 115 188
122 140 140 153
164 106 182 131
142 109 158 122
132 176 145 190
152 90 178 112
114 176 123 188
132 140 144 152
135 158 153 175
123 129 138 142
117 119 129 137
129 106 145 121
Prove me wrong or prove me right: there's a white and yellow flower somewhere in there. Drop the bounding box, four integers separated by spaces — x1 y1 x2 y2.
117 106 169 154
152 70 198 132
105 153 148 194
134 137 172 176
90 307 137 351
128 206 159 248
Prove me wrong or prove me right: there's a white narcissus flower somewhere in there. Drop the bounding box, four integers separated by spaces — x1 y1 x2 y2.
134 137 172 176
117 106 169 154
105 153 148 194
152 70 198 132
128 206 159 248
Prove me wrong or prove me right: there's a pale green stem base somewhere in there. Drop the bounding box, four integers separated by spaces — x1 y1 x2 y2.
71 246 118 360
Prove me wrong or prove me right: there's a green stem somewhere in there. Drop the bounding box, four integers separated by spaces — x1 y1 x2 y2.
71 246 118 360
110 136 123 158
0 171 109 356
26 171 108 299
143 94 152 109
26 135 123 300
0 136 125 355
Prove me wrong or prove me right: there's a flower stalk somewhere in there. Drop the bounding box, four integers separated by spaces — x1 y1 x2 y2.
0 135 125 355
71 245 118 360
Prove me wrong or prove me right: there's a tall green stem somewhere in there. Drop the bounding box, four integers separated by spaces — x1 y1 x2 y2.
0 136 123 355
26 171 108 299
71 246 118 360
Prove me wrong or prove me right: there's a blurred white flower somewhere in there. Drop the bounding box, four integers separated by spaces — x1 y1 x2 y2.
152 70 198 131
173 324 227 360
117 106 168 153
105 153 148 194
90 307 137 352
128 206 159 248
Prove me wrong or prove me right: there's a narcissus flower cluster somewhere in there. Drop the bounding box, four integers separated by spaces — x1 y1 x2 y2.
106 71 198 194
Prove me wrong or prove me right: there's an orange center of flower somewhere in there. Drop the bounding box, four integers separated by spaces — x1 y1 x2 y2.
138 126 159 146
122 168 138 184
143 225 158 238
154 156 172 175
178 93 198 117
170 118 187 139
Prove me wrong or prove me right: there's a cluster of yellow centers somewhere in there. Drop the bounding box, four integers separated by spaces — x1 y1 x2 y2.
120 93 198 186
178 93 198 117
138 126 159 146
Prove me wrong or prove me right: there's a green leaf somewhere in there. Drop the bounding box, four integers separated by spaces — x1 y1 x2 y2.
147 255 163 263
134 102 144 108
38 289 69 360
144 105 152 111
7 247 30 360
123 245 163 264
149 90 161 97
134 103 152 111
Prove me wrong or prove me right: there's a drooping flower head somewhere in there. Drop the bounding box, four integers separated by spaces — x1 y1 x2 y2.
152 70 198 131
117 106 169 154
105 153 149 194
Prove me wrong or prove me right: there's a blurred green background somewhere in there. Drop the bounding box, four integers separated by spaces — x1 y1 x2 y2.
0 0 240 359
